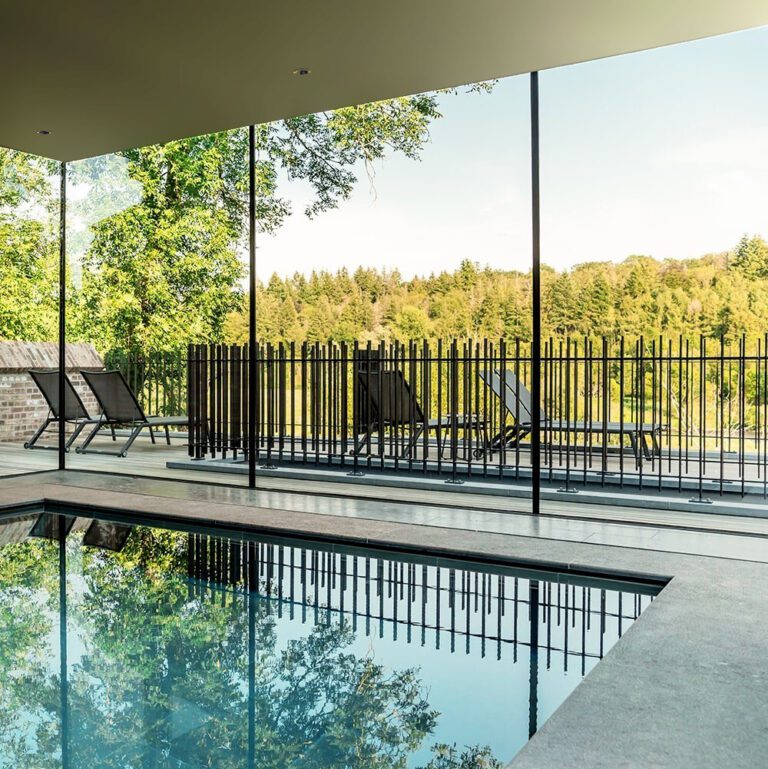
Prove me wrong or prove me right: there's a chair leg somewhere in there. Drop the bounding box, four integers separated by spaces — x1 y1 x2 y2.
352 427 372 456
165 426 171 445
64 421 89 452
434 423 445 459
640 432 653 461
406 424 424 459
117 425 145 457
148 426 156 444
627 432 640 466
24 417 54 449
76 422 106 453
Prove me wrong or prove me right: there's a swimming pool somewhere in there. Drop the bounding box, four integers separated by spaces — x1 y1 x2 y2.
0 509 659 768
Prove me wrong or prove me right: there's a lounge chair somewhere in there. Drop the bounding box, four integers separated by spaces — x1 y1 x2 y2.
478 369 662 461
24 369 103 451
76 369 188 457
82 519 133 551
28 514 131 551
353 369 486 459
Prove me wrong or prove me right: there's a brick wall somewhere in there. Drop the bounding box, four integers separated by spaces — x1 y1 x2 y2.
0 341 103 443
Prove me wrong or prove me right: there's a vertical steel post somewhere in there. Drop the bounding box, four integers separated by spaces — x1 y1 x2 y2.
58 163 67 469
248 126 257 488
530 73 542 515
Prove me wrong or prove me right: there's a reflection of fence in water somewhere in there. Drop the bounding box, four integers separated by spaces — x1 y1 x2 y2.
187 534 654 671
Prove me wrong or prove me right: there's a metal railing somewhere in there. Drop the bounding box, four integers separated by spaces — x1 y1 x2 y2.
105 348 187 418
181 336 768 498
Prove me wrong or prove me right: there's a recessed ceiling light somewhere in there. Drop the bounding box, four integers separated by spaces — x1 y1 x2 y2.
36 129 51 135
293 68 311 76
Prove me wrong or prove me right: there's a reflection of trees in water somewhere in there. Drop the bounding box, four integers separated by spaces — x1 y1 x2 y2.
0 529 500 769
0 534 63 769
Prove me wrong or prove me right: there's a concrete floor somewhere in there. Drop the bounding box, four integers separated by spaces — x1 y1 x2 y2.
4 439 768 532
0 469 767 768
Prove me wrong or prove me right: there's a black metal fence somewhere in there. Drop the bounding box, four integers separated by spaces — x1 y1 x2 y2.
105 349 187 418
184 336 768 498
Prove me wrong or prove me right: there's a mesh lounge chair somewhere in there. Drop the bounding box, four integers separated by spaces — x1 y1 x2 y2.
353 369 485 459
479 369 662 461
76 369 188 457
25 369 103 451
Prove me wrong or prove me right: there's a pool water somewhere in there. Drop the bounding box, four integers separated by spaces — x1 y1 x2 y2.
0 511 658 768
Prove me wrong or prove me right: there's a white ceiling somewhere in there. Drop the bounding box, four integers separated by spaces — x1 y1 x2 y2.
2 0 768 161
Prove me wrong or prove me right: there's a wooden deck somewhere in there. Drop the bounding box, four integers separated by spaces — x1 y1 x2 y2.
0 435 239 485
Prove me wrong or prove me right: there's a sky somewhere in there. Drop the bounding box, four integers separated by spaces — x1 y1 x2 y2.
257 25 768 280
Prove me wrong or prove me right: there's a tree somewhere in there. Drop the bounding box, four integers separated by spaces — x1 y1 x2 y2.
65 92 475 355
0 149 59 342
731 234 768 279
70 135 248 355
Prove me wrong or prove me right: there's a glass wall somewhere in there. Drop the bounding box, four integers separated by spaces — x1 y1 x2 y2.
55 80 535 509
252 76 533 511
539 26 768 510
0 150 60 476
10 28 768 517
65 131 250 487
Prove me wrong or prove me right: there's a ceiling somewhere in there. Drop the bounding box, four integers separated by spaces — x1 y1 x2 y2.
2 1 768 162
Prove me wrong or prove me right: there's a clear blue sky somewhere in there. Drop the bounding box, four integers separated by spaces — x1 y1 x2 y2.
259 25 768 280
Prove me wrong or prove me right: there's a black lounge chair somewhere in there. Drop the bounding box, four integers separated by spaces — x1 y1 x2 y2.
353 369 486 459
82 520 133 551
479 369 662 461
28 514 132 551
25 369 103 451
76 369 188 457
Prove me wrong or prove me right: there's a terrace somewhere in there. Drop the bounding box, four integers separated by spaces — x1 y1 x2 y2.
4 338 768 521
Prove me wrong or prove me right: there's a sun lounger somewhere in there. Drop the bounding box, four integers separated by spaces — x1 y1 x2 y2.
24 369 102 451
479 369 662 461
76 369 188 457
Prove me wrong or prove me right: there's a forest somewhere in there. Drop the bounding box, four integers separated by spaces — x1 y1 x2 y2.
224 240 768 347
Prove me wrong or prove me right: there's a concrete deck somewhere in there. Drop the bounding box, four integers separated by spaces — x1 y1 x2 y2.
0 470 766 768
3 440 768 529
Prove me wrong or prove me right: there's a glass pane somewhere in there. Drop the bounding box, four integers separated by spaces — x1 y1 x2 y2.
66 134 249 487
540 27 768 515
0 150 60 476
249 77 533 512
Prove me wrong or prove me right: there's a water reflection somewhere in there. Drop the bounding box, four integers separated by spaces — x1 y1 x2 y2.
0 513 657 768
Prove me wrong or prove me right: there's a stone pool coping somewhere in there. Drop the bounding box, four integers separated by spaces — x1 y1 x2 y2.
1 471 766 768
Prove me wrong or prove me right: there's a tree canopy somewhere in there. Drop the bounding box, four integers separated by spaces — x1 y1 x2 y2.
1 91 459 355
